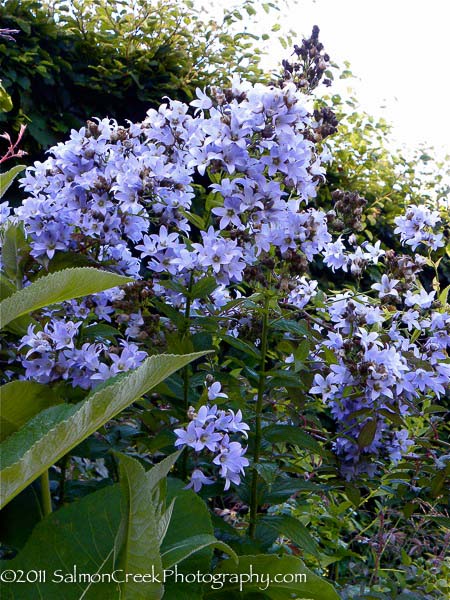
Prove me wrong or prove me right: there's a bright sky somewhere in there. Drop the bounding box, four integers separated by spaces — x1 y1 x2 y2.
205 0 450 157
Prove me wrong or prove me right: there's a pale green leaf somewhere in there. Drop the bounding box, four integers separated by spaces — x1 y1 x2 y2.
158 497 176 544
0 267 133 329
439 284 450 305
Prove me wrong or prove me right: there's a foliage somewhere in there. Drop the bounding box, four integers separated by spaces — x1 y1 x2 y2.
314 83 450 286
0 453 237 599
0 0 270 164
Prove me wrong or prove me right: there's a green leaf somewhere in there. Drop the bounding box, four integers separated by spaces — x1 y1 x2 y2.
263 424 324 455
178 208 205 230
146 450 182 491
271 319 309 337
430 469 447 498
162 479 216 598
357 419 377 449
439 284 450 305
1 222 29 286
206 554 340 599
378 408 406 427
0 165 26 199
0 351 210 507
259 515 320 557
295 338 310 363
262 479 328 504
0 481 43 550
345 484 361 507
158 279 187 295
0 485 121 599
254 462 279 485
152 299 185 329
0 267 133 329
162 534 237 569
427 516 450 528
222 335 261 359
0 82 13 113
0 273 15 300
189 276 218 300
0 381 62 441
114 454 163 600
81 323 121 343
45 251 101 272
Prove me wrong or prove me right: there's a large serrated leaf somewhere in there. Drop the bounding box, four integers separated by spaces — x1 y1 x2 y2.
114 454 163 600
0 351 210 507
162 479 216 599
0 381 62 441
0 267 133 329
206 554 340 599
0 457 188 599
0 485 121 599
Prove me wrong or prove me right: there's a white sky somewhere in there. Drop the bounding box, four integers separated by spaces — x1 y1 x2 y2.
203 0 450 157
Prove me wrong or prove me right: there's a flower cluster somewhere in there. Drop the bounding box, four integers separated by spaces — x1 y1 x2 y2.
18 319 146 388
394 205 444 251
286 276 318 309
1 75 336 387
309 285 449 479
175 384 249 491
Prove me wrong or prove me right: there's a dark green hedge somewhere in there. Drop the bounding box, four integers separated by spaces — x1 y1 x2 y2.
0 0 265 163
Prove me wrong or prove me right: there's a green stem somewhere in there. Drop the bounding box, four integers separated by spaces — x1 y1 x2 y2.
249 295 270 538
40 470 52 517
180 358 190 480
181 280 193 480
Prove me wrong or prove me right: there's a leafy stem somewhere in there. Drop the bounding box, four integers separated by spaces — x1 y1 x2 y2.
180 273 193 481
248 293 270 538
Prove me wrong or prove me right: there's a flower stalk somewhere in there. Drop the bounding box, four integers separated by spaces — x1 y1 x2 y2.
40 470 52 517
249 294 270 538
